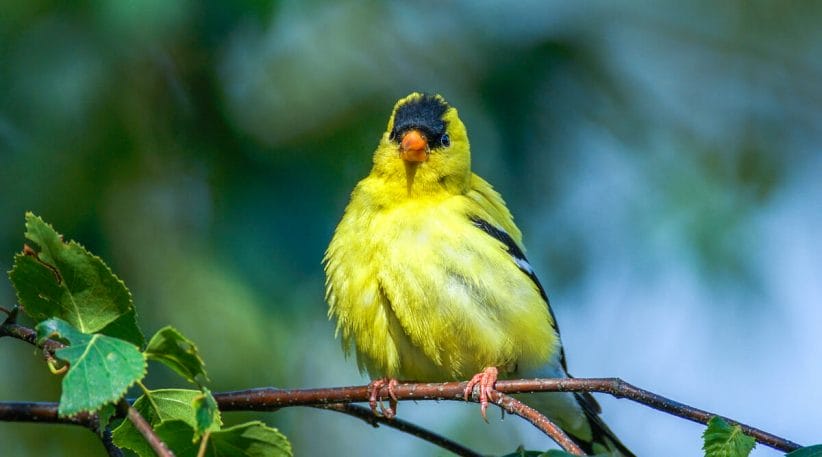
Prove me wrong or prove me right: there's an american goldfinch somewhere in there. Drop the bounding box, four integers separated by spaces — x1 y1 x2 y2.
324 93 633 456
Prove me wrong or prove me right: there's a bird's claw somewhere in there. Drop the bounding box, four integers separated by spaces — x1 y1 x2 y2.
463 367 499 422
368 378 399 419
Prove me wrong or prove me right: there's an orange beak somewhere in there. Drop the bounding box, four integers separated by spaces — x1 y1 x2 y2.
400 130 428 162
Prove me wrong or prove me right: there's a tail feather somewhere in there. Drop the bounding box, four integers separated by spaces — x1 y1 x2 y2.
569 392 635 457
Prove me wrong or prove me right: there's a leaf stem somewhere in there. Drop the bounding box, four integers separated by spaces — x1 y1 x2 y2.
136 380 161 417
196 431 210 457
45 353 68 375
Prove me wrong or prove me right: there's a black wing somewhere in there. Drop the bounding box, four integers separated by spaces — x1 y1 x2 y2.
469 216 568 372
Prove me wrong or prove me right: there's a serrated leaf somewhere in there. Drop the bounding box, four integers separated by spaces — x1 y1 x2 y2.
787 445 822 457
145 326 208 383
113 388 222 456
36 318 146 417
703 416 756 457
205 421 292 457
194 388 220 439
9 213 144 347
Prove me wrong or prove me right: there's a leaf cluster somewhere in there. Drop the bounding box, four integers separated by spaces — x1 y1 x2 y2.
7 213 292 457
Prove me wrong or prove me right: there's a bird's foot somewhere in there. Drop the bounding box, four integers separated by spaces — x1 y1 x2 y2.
463 366 499 422
368 378 399 419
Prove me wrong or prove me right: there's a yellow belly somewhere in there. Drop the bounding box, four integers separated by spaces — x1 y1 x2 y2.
326 193 558 381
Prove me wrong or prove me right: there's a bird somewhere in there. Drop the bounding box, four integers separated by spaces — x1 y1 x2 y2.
323 92 634 456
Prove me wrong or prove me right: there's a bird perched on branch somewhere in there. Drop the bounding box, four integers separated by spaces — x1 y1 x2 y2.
324 92 633 456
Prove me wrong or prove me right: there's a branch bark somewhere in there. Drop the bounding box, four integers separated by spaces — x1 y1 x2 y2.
0 402 122 456
0 321 66 353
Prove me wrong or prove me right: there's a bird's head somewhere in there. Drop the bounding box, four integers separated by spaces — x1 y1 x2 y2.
371 92 471 197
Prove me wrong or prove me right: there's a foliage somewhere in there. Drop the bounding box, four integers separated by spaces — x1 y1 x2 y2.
36 317 145 417
6 214 292 457
9 213 144 347
145 326 209 384
702 417 755 457
786 445 822 457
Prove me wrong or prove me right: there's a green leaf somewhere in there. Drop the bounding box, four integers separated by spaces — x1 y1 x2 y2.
143 420 293 457
113 388 222 456
145 326 209 383
9 213 144 347
100 309 145 349
97 403 117 433
205 421 292 457
154 420 200 457
194 388 220 440
787 445 822 457
36 318 146 416
703 416 756 457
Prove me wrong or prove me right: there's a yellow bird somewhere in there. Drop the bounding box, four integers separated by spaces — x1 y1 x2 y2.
324 92 633 456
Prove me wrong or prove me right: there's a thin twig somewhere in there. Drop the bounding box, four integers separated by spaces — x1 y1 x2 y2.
117 400 175 457
489 392 584 455
316 403 484 457
196 431 210 457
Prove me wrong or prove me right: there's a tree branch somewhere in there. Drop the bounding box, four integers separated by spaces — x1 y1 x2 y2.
0 401 93 426
212 379 802 453
0 321 804 455
489 391 584 455
213 383 579 453
0 402 122 457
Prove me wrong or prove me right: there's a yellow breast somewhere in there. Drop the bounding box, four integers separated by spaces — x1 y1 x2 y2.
324 176 558 381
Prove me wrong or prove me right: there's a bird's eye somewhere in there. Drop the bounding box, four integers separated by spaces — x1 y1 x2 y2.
440 134 450 147
389 130 397 141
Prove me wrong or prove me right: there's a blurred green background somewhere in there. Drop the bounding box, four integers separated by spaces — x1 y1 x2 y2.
1 1 820 456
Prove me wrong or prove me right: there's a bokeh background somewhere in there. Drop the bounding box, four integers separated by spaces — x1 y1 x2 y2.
1 1 820 456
